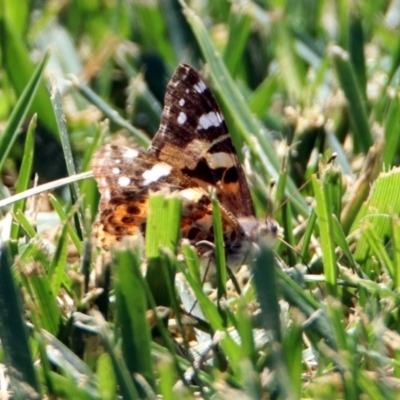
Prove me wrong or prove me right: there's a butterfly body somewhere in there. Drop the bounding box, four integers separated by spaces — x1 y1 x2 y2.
92 64 278 269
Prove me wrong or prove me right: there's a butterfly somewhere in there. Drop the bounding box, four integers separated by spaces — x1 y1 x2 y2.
92 64 278 269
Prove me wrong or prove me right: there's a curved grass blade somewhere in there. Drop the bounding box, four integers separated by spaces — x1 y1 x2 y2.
0 19 57 135
0 51 49 172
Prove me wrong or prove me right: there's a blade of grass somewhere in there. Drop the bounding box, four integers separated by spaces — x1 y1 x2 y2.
41 329 99 396
18 248 62 335
311 174 337 296
253 246 281 342
223 3 253 77
114 248 155 392
329 44 373 153
92 310 141 399
10 114 36 254
210 189 227 305
14 209 37 238
49 194 83 255
50 77 84 239
354 167 400 262
0 171 93 209
0 51 49 172
0 18 58 135
0 245 41 399
145 193 181 306
71 77 150 147
392 217 400 289
97 353 117 400
383 91 400 166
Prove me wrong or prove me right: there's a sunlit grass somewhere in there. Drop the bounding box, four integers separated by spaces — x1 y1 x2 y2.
1 1 400 398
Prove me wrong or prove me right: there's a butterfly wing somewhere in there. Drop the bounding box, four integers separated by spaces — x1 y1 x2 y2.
149 64 255 219
92 144 245 253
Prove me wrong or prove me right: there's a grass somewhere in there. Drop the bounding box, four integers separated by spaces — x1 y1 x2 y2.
1 0 400 399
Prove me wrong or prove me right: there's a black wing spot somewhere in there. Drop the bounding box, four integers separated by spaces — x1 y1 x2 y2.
122 216 136 224
126 205 141 215
224 166 238 184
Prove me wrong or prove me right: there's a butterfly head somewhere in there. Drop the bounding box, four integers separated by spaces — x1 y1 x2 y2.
238 216 280 248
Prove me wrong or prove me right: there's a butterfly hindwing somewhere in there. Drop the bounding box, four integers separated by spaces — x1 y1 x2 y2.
92 143 245 252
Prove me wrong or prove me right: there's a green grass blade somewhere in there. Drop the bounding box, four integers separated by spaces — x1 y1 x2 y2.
93 310 141 399
210 190 227 303
0 51 49 172
0 246 41 399
0 18 57 135
18 242 62 335
354 168 400 263
223 3 252 77
393 217 400 289
114 248 155 392
349 13 367 98
329 44 373 153
253 246 281 342
50 77 85 239
97 353 117 400
383 92 400 166
10 113 36 251
14 209 37 238
145 193 181 306
41 329 99 397
312 174 337 296
49 195 83 255
72 78 150 147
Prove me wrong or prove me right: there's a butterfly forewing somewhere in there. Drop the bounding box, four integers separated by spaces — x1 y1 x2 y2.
149 64 255 218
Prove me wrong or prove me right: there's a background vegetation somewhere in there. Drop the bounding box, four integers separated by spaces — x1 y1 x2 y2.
1 0 400 398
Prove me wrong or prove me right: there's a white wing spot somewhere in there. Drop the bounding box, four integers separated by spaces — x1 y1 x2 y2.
122 148 138 160
142 163 172 186
179 98 185 106
112 167 120 175
207 152 235 168
118 176 131 187
198 111 223 130
193 80 206 93
179 188 204 202
185 88 189 93
115 159 121 164
177 112 187 125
